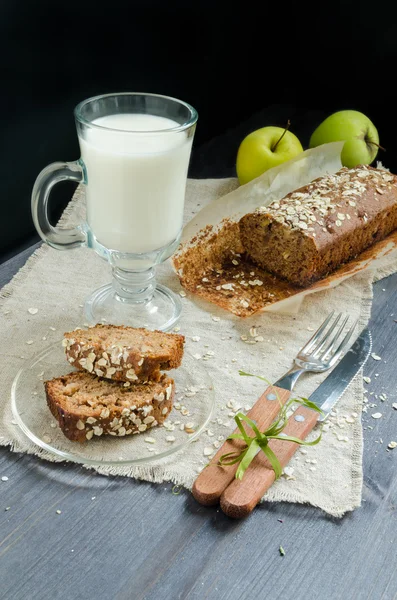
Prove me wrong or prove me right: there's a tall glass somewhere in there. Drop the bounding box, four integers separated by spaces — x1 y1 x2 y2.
31 93 198 331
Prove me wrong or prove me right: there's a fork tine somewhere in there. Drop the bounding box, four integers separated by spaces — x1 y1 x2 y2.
311 313 344 358
327 319 358 366
300 311 335 355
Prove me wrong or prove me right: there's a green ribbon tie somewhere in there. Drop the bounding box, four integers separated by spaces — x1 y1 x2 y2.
218 372 324 480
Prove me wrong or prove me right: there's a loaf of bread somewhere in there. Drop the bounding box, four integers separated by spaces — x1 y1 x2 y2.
45 371 174 442
63 324 184 383
239 165 397 287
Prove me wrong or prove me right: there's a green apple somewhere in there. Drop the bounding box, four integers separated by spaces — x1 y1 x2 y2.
309 110 380 168
236 125 303 185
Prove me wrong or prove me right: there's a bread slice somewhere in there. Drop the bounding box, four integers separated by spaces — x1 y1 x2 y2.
45 371 174 442
63 324 184 383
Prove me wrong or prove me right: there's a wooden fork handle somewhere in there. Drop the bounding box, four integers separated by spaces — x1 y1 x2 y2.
220 405 320 518
191 385 291 506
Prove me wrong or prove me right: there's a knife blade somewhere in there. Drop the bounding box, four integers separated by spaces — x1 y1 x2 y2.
310 327 371 419
220 328 372 518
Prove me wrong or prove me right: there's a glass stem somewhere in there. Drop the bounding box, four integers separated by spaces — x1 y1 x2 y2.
112 267 156 304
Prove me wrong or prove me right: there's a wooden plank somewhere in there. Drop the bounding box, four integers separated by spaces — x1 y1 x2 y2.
0 242 41 289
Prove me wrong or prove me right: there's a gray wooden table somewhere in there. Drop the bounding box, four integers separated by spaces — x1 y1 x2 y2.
1 243 397 600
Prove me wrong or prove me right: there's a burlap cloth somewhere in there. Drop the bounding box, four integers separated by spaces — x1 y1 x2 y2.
1 178 396 518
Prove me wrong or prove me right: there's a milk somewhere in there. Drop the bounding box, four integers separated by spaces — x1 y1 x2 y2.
78 113 193 254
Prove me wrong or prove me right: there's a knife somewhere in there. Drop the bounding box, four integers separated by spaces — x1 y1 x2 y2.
219 328 372 519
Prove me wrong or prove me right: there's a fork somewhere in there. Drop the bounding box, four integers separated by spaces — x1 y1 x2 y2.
272 311 358 391
192 311 357 506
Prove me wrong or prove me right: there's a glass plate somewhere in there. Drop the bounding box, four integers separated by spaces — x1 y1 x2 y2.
11 341 215 466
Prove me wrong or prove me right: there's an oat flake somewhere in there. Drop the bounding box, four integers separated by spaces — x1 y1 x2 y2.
371 413 382 419
283 466 294 477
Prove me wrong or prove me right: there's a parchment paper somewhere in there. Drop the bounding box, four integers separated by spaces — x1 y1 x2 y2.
173 143 397 315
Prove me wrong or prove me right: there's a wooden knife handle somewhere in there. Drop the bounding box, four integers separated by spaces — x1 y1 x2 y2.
220 405 320 519
191 385 291 506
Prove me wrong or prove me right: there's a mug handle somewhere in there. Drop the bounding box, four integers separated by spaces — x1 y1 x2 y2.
31 160 87 250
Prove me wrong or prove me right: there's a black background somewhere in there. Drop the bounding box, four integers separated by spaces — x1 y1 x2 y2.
1 0 397 260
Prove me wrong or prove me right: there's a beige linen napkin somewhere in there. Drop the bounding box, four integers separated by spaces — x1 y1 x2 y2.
1 178 395 517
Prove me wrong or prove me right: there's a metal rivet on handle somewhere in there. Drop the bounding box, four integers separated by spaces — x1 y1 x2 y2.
294 414 305 422
266 393 277 401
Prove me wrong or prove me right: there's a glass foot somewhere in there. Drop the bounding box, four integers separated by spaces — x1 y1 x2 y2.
84 282 182 332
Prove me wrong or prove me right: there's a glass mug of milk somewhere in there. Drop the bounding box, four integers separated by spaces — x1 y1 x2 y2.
31 93 198 331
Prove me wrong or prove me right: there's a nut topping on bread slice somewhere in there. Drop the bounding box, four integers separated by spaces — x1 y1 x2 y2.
45 371 175 442
63 324 185 383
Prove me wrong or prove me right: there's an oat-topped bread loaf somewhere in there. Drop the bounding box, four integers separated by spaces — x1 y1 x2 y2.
63 324 185 383
45 371 174 442
239 165 397 287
